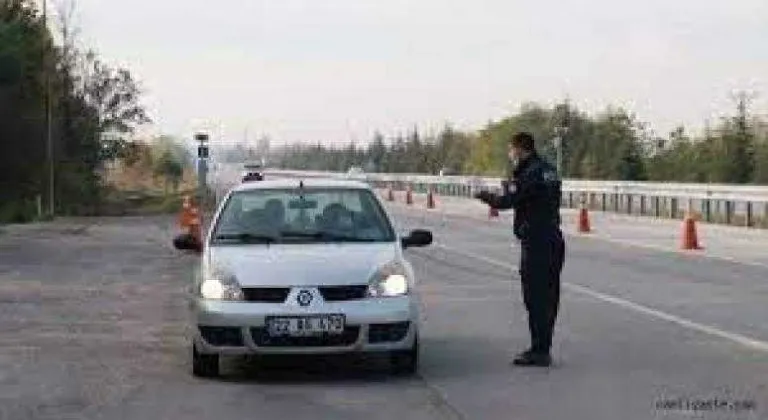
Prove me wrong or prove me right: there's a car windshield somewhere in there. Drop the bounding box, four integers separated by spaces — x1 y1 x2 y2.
210 187 396 245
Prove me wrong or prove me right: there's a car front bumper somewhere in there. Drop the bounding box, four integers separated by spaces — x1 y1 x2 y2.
191 296 419 355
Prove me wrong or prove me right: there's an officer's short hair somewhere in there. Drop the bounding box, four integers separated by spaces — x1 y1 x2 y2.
509 132 535 151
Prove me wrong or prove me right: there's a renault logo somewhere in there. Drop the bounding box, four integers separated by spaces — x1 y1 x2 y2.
296 290 313 306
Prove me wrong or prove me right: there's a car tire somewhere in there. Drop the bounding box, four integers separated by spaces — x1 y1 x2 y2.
389 336 419 376
192 345 219 378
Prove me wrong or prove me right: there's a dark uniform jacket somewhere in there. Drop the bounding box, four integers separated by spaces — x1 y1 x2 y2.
477 152 562 241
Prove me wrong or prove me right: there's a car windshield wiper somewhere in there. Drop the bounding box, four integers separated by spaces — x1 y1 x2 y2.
279 230 378 242
213 233 276 244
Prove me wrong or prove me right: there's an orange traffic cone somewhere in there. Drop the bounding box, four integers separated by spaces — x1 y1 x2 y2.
406 185 413 205
681 213 702 250
178 195 194 229
188 205 202 233
426 188 435 209
489 207 499 219
176 197 203 252
387 184 394 202
578 207 591 233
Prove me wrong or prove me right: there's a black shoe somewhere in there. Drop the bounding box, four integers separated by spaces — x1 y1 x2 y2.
512 351 551 367
514 348 534 359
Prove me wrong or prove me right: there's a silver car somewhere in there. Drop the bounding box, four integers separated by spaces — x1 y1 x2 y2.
240 170 264 182
179 178 433 377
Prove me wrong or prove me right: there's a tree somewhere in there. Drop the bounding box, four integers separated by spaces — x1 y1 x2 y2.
45 0 150 212
77 51 151 149
465 131 496 175
723 91 756 183
270 97 766 186
616 140 647 181
0 0 50 219
368 131 387 172
0 0 153 217
752 136 768 184
0 21 24 85
153 149 184 193
53 0 150 163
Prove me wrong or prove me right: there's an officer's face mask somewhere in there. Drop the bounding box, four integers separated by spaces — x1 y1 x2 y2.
508 146 521 167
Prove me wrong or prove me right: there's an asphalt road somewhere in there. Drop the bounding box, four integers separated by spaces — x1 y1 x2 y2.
1 205 767 419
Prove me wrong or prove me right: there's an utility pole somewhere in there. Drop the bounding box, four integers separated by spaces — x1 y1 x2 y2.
554 134 563 175
553 125 568 177
41 0 55 217
195 132 210 203
553 98 571 177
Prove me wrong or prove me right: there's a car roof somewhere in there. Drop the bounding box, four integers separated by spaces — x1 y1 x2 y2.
231 178 372 193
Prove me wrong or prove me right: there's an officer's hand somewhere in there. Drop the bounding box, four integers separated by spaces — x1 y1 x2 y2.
474 190 494 204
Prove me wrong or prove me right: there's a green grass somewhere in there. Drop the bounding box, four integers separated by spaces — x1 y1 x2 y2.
97 188 200 216
0 199 48 224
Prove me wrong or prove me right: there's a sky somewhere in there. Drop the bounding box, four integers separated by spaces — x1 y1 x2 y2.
53 0 768 146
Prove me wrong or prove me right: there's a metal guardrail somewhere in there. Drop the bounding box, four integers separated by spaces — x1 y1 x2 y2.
260 169 768 229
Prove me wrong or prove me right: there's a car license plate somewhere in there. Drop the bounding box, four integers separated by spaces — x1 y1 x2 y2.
267 315 345 337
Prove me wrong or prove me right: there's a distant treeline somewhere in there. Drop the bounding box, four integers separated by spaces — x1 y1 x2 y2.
273 98 768 184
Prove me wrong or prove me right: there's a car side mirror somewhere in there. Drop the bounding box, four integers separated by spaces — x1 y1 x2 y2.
401 229 433 249
173 234 203 253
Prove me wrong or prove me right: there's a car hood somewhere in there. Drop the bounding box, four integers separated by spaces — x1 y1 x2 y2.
205 243 400 287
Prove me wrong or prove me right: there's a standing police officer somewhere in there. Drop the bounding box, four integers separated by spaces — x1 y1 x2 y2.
474 132 565 367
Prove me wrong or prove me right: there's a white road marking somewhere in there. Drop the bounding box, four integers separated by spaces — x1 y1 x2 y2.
424 296 513 303
574 235 768 270
434 243 768 354
432 243 518 271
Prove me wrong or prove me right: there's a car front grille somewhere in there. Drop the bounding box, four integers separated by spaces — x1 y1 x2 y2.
318 285 368 301
242 287 291 303
250 327 361 347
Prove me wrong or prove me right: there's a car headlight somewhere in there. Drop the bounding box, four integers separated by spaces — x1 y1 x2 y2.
367 262 410 297
200 267 244 301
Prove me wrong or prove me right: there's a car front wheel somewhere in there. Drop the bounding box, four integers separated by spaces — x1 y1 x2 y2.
389 336 418 375
192 345 220 378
